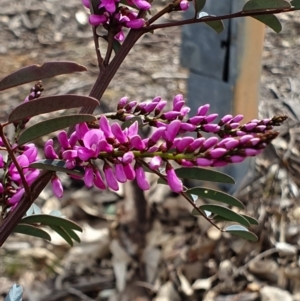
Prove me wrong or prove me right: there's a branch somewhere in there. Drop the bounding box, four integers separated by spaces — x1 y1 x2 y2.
146 7 296 31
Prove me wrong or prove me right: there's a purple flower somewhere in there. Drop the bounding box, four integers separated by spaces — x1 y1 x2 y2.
197 104 210 116
115 163 127 183
162 111 181 121
166 164 183 193
103 164 119 191
100 116 114 140
25 169 40 185
123 163 135 180
82 0 90 8
135 164 150 190
117 97 129 110
57 131 70 150
84 166 94 188
95 169 106 189
8 188 25 205
209 148 227 159
99 0 119 13
219 114 232 125
126 18 145 29
128 0 151 10
111 123 128 144
51 176 63 198
89 14 108 26
179 0 189 10
231 114 243 123
202 137 219 150
204 114 218 123
123 151 135 164
149 156 162 170
164 120 182 142
154 101 167 115
44 139 58 159
196 158 213 167
202 124 220 133
177 137 194 153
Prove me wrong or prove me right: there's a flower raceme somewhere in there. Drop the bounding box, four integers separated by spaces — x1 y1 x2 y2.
0 94 285 208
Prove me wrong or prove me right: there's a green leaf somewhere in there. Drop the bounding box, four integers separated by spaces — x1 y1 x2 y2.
175 167 235 184
187 187 244 209
13 224 51 241
252 15 282 33
243 0 290 11
291 0 300 9
193 204 250 227
20 214 83 232
63 228 81 243
9 95 99 123
0 62 87 91
49 225 73 246
197 12 224 33
225 225 258 242
30 159 84 177
194 0 206 14
121 116 143 130
240 214 258 225
18 114 96 145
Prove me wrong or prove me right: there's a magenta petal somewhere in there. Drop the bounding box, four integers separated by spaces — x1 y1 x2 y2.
103 164 119 191
187 137 205 152
224 140 239 150
77 147 95 161
202 137 219 150
230 155 245 163
23 146 38 162
162 111 181 121
76 123 89 140
100 116 114 139
209 148 227 159
220 114 233 125
51 177 63 198
69 132 79 147
122 151 134 164
165 120 182 142
231 114 244 123
115 163 127 183
177 137 194 153
126 18 145 28
149 156 162 170
58 131 70 149
133 0 151 10
62 150 78 160
149 127 166 145
135 165 150 190
45 145 58 159
127 121 139 137
111 123 128 144
204 113 218 123
95 170 106 189
123 163 135 180
84 166 94 188
82 0 90 8
26 169 40 185
130 135 145 150
8 188 25 205
202 124 220 133
196 158 213 167
197 104 210 116
166 165 183 193
89 14 108 26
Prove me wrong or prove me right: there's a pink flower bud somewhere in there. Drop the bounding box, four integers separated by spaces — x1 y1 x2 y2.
149 156 162 170
202 137 219 150
118 97 129 110
209 148 227 159
166 164 183 193
123 163 135 180
202 124 220 133
8 188 25 205
100 116 114 139
180 0 189 10
84 166 94 188
95 169 106 190
89 14 108 26
58 131 70 149
123 151 134 164
164 120 182 142
196 158 213 167
231 114 243 123
126 18 145 28
51 176 63 198
135 164 150 190
219 114 233 125
177 137 194 153
197 104 210 116
188 116 205 125
103 164 119 191
204 114 218 123
111 123 128 144
115 163 127 183
162 111 181 121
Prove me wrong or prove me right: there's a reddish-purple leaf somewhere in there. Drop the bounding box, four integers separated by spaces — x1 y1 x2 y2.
0 61 87 91
9 95 99 123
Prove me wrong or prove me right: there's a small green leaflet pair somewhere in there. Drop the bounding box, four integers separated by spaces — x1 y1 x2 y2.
158 167 258 242
194 0 299 34
13 204 82 246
